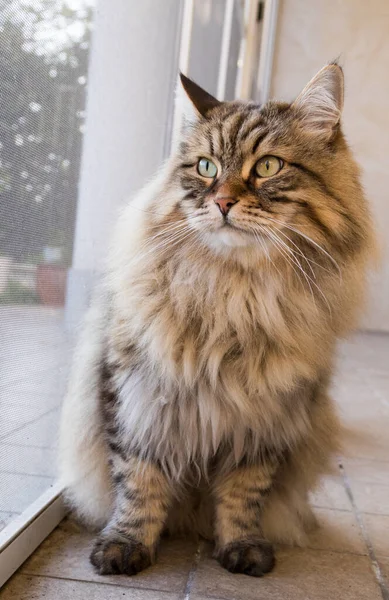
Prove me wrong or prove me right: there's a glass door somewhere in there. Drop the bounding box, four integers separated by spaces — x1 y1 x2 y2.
0 0 95 538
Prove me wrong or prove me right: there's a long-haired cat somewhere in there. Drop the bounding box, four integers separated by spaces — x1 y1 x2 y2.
59 64 374 577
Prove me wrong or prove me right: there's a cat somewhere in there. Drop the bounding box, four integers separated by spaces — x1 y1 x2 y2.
59 63 374 578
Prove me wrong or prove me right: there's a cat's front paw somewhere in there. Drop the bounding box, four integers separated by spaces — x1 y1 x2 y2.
90 534 152 576
216 537 275 577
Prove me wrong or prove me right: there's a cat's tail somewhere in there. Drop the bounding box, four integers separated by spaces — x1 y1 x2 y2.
58 293 113 529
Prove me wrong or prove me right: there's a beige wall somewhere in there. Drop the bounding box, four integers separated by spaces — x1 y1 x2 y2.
270 0 389 331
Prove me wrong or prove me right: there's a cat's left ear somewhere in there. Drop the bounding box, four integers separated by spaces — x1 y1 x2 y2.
292 63 344 138
177 73 221 123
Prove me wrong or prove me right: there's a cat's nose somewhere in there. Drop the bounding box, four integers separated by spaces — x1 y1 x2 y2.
214 195 238 216
214 197 237 216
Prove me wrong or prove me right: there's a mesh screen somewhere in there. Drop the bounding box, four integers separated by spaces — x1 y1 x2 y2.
0 0 94 531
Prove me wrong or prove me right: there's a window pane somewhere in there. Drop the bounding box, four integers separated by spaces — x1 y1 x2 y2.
188 0 225 95
0 0 95 531
224 1 242 101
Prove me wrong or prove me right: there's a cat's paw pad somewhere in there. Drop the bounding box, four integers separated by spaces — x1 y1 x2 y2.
90 534 151 576
216 538 275 577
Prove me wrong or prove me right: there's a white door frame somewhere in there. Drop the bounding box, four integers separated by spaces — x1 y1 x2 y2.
0 483 66 588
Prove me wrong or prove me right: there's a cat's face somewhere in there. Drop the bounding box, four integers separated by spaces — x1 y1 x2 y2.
171 66 364 259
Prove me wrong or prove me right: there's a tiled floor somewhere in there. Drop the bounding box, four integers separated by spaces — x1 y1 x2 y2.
1 332 389 599
0 307 72 529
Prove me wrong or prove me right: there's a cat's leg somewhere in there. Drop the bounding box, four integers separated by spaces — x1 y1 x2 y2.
90 455 172 576
212 463 277 577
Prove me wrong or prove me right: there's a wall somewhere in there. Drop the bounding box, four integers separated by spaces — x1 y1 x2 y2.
270 0 389 331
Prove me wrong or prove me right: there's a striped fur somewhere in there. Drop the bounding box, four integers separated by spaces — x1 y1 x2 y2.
59 65 375 577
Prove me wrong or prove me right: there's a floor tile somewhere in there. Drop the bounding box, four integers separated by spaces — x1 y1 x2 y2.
22 518 197 594
350 481 389 515
0 471 54 513
337 333 389 375
339 393 389 421
369 372 389 395
362 513 389 557
341 422 389 461
191 544 383 600
309 475 352 511
307 508 367 554
333 377 372 411
0 574 179 600
342 457 389 486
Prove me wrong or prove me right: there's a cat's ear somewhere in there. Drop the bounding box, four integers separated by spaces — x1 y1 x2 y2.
178 73 221 123
292 63 344 137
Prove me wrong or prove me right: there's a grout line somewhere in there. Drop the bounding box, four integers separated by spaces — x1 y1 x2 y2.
182 540 203 600
304 545 368 558
19 570 178 595
357 511 389 517
339 462 389 600
277 540 370 558
194 595 239 600
311 505 353 513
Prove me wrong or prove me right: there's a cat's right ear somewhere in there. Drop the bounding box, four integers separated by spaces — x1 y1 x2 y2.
291 63 344 138
177 73 221 124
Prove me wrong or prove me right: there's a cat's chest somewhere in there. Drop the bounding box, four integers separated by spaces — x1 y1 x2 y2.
171 269 282 348
114 259 306 391
152 269 286 386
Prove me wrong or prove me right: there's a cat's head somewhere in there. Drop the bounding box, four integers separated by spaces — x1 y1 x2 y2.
169 64 367 261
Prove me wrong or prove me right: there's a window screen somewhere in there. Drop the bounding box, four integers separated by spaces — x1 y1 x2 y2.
0 0 94 532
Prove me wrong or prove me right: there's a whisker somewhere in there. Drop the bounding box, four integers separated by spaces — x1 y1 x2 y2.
261 215 342 280
146 215 203 235
148 221 195 240
274 226 335 278
244 223 281 276
127 204 184 218
257 222 333 314
268 226 317 279
270 229 332 314
260 225 315 302
132 226 195 264
141 215 204 248
269 228 333 314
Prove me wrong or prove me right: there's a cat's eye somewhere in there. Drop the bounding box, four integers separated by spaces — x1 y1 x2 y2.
255 156 283 178
197 158 218 178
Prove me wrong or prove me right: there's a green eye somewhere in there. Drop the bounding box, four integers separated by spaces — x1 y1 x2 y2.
197 158 218 178
255 156 283 178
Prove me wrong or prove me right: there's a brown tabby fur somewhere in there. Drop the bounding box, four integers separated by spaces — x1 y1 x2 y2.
59 64 375 577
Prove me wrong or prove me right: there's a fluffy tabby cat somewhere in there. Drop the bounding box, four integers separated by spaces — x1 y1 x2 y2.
60 64 374 578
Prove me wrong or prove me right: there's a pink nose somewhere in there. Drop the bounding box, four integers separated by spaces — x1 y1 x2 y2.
214 196 238 216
